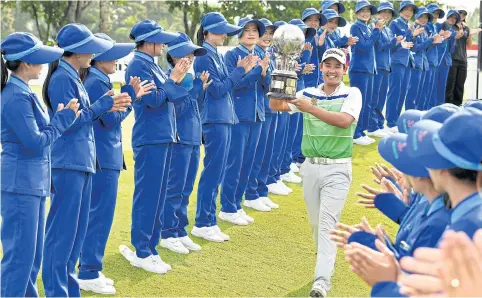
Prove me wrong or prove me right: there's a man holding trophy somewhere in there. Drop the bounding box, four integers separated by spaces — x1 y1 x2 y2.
269 24 362 298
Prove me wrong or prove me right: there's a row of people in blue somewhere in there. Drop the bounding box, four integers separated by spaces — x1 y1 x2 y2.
326 100 482 297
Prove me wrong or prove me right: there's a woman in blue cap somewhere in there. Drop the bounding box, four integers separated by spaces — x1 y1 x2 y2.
245 18 280 210
193 12 256 241
302 8 328 88
160 32 211 252
420 4 446 111
266 20 294 197
349 0 383 146
367 2 407 138
76 33 153 294
119 19 190 274
405 7 443 111
320 1 358 49
385 0 419 133
221 17 269 219
41 23 132 297
278 19 316 187
0 32 79 298
438 10 462 107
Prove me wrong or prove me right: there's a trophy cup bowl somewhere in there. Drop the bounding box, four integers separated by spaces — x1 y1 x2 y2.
267 24 306 100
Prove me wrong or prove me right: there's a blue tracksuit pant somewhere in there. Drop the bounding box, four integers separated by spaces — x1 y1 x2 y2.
368 70 390 132
245 114 275 201
281 113 300 176
406 68 425 110
43 170 92 297
79 169 120 280
386 64 412 127
421 67 436 110
163 144 200 238
437 64 450 106
267 112 289 185
130 144 172 259
195 123 231 228
256 114 278 198
350 71 374 138
1 192 45 297
221 121 262 213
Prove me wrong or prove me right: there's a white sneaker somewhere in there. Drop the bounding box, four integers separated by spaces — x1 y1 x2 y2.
353 136 371 146
277 180 293 193
130 254 167 274
160 238 189 254
364 136 376 144
310 280 327 297
387 126 398 133
179 236 202 251
243 198 271 212
260 196 279 209
382 127 394 135
153 255 172 271
281 171 302 184
78 277 116 295
211 225 230 241
290 163 300 173
367 129 389 138
267 182 289 195
191 226 224 242
99 272 114 286
218 211 249 226
119 244 135 262
237 209 254 223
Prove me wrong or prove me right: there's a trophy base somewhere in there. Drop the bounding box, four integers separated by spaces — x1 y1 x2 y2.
268 71 298 101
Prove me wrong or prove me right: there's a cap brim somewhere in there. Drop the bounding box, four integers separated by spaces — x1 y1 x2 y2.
209 23 243 36
418 13 434 22
145 31 180 44
70 35 114 54
397 110 425 133
407 120 456 170
322 54 345 65
356 4 377 15
379 8 398 17
241 20 266 37
22 45 64 64
266 25 278 31
93 43 134 61
328 16 347 27
337 3 346 14
378 135 430 177
169 44 207 58
402 4 419 14
433 9 445 18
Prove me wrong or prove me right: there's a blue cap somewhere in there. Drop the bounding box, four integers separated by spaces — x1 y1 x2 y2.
321 0 346 14
130 20 180 44
322 9 347 27
273 21 288 27
56 23 113 54
167 32 206 58
289 19 317 40
302 8 328 26
355 0 377 15
377 2 398 17
259 18 278 32
415 7 434 22
407 108 482 170
463 99 482 110
427 3 445 19
446 9 461 23
421 103 460 123
348 231 379 251
397 110 425 134
1 32 63 64
378 133 429 177
201 12 242 36
400 0 419 14
92 33 134 61
237 17 266 38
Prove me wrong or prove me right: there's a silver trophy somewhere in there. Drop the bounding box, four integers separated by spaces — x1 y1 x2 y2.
267 24 306 100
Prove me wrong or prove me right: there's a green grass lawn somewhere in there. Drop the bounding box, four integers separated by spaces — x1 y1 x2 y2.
24 83 395 297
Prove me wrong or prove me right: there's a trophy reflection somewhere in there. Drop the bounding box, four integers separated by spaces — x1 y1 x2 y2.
267 24 306 100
